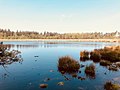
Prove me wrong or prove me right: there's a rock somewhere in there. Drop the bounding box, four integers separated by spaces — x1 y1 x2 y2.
104 72 107 75
64 75 70 80
57 82 64 86
61 71 65 74
29 83 32 85
40 84 48 88
108 65 118 71
34 56 39 57
81 64 85 68
79 71 81 73
72 73 77 78
78 87 84 90
113 77 120 82
65 78 70 80
50 70 54 72
78 76 85 80
81 77 85 80
0 42 3 44
44 78 50 82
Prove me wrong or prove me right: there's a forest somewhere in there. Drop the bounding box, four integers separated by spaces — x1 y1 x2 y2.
0 28 119 39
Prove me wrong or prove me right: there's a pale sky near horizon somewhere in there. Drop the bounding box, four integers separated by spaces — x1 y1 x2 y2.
0 0 120 33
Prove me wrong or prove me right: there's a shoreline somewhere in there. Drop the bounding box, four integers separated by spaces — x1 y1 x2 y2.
0 39 120 42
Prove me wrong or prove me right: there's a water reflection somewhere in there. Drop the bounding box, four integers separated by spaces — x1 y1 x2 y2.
1 44 39 50
0 44 15 50
16 44 39 49
3 41 119 49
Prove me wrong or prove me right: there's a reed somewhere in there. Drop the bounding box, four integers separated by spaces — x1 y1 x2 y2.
58 56 80 73
104 81 120 90
85 64 95 78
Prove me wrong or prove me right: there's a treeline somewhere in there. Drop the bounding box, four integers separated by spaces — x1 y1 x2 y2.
0 28 119 39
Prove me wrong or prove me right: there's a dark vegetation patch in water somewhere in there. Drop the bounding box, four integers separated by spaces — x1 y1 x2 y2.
85 63 96 79
104 81 120 90
58 56 80 74
0 44 23 65
80 46 120 71
79 45 120 89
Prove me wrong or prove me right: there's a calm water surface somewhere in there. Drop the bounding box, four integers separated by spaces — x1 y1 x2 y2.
0 41 120 90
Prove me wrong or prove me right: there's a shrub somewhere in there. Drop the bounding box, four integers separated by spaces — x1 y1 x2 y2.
58 56 80 73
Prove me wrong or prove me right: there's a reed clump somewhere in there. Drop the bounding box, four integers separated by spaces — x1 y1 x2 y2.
104 81 120 90
100 60 111 66
80 50 89 60
58 56 80 73
85 64 95 78
80 46 120 62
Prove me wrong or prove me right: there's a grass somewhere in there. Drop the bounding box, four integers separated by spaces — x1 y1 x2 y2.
80 50 89 60
90 51 101 62
99 46 120 62
85 64 95 78
80 46 120 62
100 60 111 66
104 81 120 90
58 56 80 73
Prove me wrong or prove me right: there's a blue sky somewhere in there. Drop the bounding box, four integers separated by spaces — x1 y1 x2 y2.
0 0 120 33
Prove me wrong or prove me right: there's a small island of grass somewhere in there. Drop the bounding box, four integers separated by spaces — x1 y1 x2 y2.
58 56 80 74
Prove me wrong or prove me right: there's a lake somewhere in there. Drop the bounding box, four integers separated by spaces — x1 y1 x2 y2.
0 41 120 90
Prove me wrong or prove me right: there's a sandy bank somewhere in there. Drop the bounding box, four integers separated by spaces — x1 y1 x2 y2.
0 39 120 42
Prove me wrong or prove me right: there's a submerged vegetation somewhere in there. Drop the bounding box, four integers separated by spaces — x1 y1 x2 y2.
0 44 22 65
58 56 80 73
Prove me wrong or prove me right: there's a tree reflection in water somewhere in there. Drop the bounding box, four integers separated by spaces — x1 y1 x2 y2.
0 44 23 78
